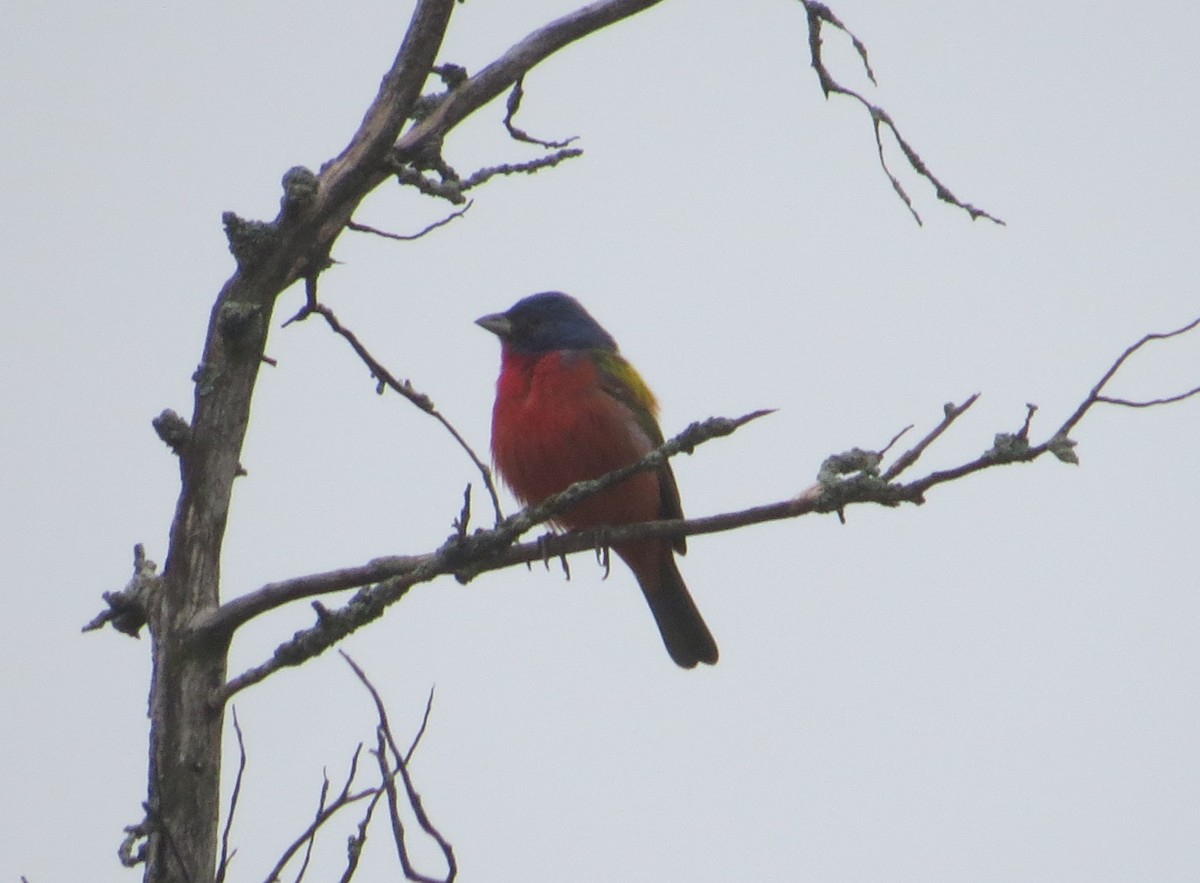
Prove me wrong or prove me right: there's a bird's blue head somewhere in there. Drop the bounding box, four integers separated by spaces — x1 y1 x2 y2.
476 291 618 354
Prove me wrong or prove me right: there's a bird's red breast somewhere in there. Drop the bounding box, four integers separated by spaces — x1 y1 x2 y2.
491 345 663 530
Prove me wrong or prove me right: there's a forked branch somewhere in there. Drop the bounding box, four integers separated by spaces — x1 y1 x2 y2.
800 0 1004 225
250 657 446 882
344 653 455 883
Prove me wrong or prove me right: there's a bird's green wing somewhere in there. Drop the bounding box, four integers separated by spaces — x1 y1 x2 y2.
593 350 687 554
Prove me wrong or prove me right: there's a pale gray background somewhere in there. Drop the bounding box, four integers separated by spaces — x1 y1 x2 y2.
3 1 1198 880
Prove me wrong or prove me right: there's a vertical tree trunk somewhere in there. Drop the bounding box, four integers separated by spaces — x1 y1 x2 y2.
144 276 272 882
136 3 457 865
144 638 228 881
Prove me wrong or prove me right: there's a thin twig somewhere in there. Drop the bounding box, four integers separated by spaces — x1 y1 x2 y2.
293 777 329 883
1016 402 1038 439
882 394 980 482
347 202 472 241
282 275 503 524
1096 388 1200 407
374 728 414 879
1055 314 1200 438
406 687 437 764
452 486 472 539
460 148 583 190
503 76 579 148
339 790 384 883
395 1 666 160
878 423 913 459
215 707 247 883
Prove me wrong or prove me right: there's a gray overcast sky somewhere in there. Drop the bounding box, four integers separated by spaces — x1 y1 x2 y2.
4 1 1199 880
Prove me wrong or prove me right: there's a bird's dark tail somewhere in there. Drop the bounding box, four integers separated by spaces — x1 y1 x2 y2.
622 542 718 668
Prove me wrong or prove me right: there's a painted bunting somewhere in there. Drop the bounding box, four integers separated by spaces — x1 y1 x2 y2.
476 292 718 668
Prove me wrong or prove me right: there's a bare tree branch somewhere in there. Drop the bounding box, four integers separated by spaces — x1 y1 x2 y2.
339 790 384 883
252 660 444 881
200 409 772 654
389 164 469 204
291 781 324 883
347 201 472 241
800 0 1003 225
882 394 980 482
282 274 504 524
406 687 437 764
1055 314 1200 437
1097 388 1200 408
396 1 666 160
343 653 455 883
215 707 247 883
460 148 584 190
309 0 459 247
504 76 579 148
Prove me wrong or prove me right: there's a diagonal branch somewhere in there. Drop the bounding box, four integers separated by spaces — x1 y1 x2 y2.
339 789 384 883
396 1 666 158
406 687 437 764
199 409 773 647
1055 315 1200 437
314 0 459 233
283 275 503 523
800 0 1003 225
882 394 980 482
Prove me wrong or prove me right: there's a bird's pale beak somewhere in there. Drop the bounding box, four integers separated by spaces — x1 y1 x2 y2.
475 312 512 338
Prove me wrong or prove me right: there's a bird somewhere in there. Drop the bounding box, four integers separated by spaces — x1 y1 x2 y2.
476 291 718 668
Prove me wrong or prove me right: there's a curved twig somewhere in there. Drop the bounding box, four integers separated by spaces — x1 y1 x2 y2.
283 275 504 524
347 202 472 241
